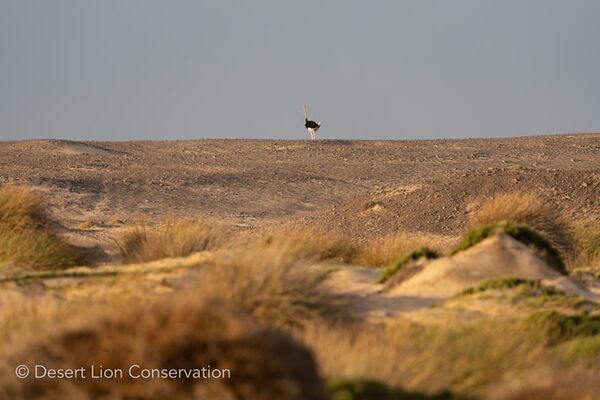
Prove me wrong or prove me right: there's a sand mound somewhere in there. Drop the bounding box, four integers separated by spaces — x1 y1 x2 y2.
387 233 591 299
322 233 597 322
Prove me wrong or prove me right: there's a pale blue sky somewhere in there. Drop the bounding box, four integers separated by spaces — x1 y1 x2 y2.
1 1 599 140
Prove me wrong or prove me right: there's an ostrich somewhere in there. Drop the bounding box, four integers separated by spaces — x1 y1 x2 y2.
303 105 320 140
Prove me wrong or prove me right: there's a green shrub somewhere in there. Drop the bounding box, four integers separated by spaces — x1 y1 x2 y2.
453 222 566 274
378 247 439 283
456 277 564 297
555 335 600 367
522 311 600 345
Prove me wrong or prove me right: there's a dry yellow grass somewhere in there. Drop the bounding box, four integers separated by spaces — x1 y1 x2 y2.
353 232 447 267
0 185 597 399
0 292 72 355
0 186 89 269
193 247 349 329
257 227 357 263
117 218 225 263
0 186 48 230
300 314 600 399
570 222 600 270
469 192 574 260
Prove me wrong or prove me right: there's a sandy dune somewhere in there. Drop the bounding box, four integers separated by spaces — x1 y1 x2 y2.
321 234 599 322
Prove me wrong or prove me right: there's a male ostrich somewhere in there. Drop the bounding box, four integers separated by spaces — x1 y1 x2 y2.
303 105 320 140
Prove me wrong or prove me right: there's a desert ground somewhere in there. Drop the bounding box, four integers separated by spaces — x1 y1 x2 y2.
0 134 598 399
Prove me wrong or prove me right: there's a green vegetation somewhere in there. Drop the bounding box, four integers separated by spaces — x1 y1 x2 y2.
555 335 600 367
0 186 88 269
378 247 439 283
456 277 565 297
328 378 468 400
522 311 600 345
453 222 567 274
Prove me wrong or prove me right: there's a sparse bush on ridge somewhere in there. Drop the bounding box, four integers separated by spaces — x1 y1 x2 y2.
117 218 225 263
378 247 439 283
453 222 567 274
469 192 574 260
0 186 89 269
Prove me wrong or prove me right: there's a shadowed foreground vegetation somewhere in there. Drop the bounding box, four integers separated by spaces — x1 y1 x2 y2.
0 296 329 400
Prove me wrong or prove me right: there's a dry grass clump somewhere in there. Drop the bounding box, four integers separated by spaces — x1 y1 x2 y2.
353 232 445 268
0 186 88 269
194 247 349 329
0 296 329 400
258 227 357 263
570 222 600 270
0 186 48 229
301 319 533 396
469 192 574 259
117 218 225 263
300 315 600 399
